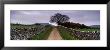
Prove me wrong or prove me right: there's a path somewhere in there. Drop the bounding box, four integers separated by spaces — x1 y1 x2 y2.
48 27 62 40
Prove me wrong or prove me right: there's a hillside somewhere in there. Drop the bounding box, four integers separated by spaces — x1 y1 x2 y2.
89 25 100 28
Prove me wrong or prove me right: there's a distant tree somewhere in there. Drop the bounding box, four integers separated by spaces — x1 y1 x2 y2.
34 23 41 25
58 22 90 29
50 13 70 25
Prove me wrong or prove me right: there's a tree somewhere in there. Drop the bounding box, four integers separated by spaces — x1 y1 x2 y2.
50 13 70 25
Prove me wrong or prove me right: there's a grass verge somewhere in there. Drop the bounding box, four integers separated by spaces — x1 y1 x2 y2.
58 26 78 40
32 26 53 40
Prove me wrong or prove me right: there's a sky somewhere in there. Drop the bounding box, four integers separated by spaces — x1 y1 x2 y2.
10 10 100 26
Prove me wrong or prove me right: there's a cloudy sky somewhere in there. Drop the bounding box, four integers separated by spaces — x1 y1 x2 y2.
10 10 100 26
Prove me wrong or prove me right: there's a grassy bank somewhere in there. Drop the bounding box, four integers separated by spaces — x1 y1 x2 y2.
58 26 78 40
32 25 53 40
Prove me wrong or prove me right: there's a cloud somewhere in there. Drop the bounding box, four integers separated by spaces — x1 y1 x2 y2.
10 10 100 26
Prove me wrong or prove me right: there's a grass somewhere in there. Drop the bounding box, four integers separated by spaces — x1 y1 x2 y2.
11 24 43 29
58 26 100 40
11 24 53 40
58 26 78 40
32 25 53 40
77 28 100 32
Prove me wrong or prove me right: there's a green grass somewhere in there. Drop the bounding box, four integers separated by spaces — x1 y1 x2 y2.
77 28 100 32
32 26 53 40
58 26 100 40
11 24 43 29
58 26 78 40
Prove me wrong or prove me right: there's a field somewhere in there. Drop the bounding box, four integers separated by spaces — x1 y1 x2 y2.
78 28 100 32
11 24 100 40
58 26 100 40
11 24 52 40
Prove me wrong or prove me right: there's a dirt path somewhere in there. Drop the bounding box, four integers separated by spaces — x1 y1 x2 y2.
48 27 62 40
